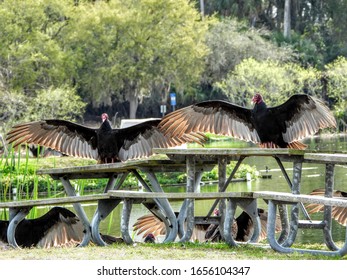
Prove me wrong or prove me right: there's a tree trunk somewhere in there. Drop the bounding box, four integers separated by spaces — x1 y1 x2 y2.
284 0 291 39
129 95 139 119
199 0 204 18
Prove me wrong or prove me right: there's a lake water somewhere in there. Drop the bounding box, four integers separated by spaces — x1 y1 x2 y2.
4 134 347 245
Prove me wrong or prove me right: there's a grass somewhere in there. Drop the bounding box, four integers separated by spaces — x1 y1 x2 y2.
0 242 345 260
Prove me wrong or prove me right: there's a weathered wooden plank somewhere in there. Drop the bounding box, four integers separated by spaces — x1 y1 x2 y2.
108 190 254 200
254 191 347 207
0 194 110 208
304 153 347 164
36 159 152 175
36 159 202 179
153 148 306 157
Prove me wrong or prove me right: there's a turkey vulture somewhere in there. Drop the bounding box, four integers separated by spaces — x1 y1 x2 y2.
0 207 83 248
305 188 347 226
159 94 337 149
133 208 281 243
6 113 207 163
0 206 122 248
143 233 156 243
133 211 221 242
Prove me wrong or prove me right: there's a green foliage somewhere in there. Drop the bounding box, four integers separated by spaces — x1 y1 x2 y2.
216 58 322 106
272 28 327 68
324 57 347 127
173 162 259 184
0 90 29 134
203 18 294 85
28 86 86 121
325 57 347 103
0 0 346 124
0 0 73 92
64 0 211 117
0 85 86 135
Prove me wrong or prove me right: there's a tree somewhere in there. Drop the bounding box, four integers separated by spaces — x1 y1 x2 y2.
29 86 86 121
0 0 74 93
65 0 211 118
283 0 291 39
202 19 294 86
215 58 322 106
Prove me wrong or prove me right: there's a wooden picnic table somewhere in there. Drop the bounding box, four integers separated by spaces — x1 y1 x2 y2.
2 147 347 256
36 157 216 246
153 148 347 253
37 147 312 247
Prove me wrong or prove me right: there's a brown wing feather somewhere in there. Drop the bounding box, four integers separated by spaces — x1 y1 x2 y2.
258 209 282 242
133 214 166 237
269 95 336 143
36 213 84 248
133 213 211 242
158 100 260 143
118 120 207 161
6 120 99 160
305 188 347 225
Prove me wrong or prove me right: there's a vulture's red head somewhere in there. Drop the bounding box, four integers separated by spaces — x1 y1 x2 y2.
252 93 263 104
213 208 220 216
101 113 109 122
144 233 156 243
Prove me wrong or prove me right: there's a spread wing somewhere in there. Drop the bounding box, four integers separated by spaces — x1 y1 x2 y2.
258 209 282 242
133 213 210 242
268 95 336 143
158 100 260 143
6 120 99 160
305 188 347 226
133 213 167 237
117 119 207 161
36 212 84 248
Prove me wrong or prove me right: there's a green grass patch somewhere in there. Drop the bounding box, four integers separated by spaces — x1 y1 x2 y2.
0 242 344 260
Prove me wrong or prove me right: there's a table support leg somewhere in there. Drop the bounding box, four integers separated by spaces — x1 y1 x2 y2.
323 163 339 251
280 160 301 247
274 156 310 220
207 156 245 217
224 198 237 246
121 199 133 244
277 204 289 244
60 176 91 247
267 200 347 256
143 172 177 243
132 170 174 238
7 207 31 248
179 155 195 242
177 171 203 240
224 198 260 246
218 157 227 240
91 199 122 246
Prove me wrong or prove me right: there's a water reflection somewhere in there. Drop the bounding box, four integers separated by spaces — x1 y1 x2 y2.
2 134 347 245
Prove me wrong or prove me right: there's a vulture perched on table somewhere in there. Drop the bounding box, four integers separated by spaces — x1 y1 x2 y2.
6 113 207 163
159 94 337 149
133 208 282 243
0 206 122 248
305 188 347 226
